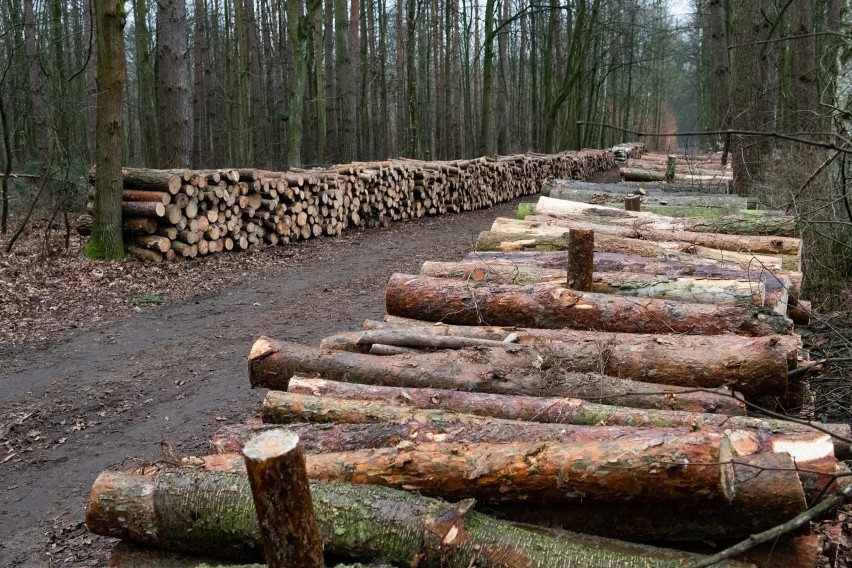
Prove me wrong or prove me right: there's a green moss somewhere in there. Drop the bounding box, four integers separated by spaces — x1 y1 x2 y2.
649 417 670 427
517 203 537 219
85 237 125 260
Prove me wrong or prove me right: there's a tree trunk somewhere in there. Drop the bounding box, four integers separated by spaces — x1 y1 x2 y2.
247 337 747 411
156 0 192 168
458 252 801 307
489 455 808 541
566 229 593 291
532 199 800 255
276 380 850 456
87 0 127 260
242 431 324 568
86 468 752 566
384 274 792 337
419 261 784 311
321 324 796 394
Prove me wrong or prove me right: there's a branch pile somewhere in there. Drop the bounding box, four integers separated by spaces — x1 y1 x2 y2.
88 150 614 262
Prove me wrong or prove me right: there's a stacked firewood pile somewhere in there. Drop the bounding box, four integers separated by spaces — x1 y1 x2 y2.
612 142 646 164
89 150 614 262
84 177 848 567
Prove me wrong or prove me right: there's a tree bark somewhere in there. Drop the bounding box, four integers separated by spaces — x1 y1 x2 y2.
87 0 127 260
271 382 850 457
242 431 324 568
321 325 796 395
247 338 747 411
458 252 801 308
532 198 800 255
543 185 750 211
86 468 752 566
156 0 192 168
420 261 778 310
566 229 593 290
384 274 792 337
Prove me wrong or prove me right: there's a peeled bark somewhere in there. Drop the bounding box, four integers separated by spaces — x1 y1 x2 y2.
385 274 792 338
86 468 753 566
248 338 745 411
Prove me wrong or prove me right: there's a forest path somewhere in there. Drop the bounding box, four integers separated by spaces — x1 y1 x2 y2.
0 198 523 567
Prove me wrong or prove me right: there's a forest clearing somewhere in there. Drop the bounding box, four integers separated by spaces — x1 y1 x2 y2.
3 0 852 565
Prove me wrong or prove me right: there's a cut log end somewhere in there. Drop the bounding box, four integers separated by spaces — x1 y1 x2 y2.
242 429 300 462
249 336 277 361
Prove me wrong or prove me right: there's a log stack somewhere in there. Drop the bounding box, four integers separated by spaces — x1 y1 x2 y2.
89 150 615 262
85 158 845 568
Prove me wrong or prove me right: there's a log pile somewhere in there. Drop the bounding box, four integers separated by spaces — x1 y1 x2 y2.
619 152 732 189
612 142 646 164
85 157 846 568
89 150 614 262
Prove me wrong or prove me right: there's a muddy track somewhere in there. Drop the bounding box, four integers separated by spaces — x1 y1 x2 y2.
0 199 524 567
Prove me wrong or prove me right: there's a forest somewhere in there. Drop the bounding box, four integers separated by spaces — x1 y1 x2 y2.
0 0 850 295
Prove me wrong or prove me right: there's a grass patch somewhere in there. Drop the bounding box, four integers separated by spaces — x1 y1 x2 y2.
517 203 537 220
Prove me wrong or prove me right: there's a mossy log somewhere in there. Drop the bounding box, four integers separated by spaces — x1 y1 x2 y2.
321 326 794 396
525 202 801 255
533 196 796 237
385 273 792 337
420 261 777 309
485 220 797 270
85 468 754 567
543 186 750 209
542 179 729 196
458 252 802 314
247 338 746 410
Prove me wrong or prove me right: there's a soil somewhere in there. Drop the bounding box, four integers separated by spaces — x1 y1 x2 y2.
0 197 527 567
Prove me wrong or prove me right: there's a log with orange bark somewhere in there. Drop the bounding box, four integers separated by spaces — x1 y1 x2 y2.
247 338 748 410
384 273 792 337
260 387 850 460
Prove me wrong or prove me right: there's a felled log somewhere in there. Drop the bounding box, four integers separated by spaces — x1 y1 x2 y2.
533 196 796 237
322 326 794 395
247 338 745 411
300 435 801 507
126 245 163 263
242 431 324 568
122 200 166 219
421 261 773 308
90 166 188 193
621 167 667 182
527 202 801 255
566 229 593 290
85 468 752 566
212 420 701 456
458 253 801 315
543 185 750 210
267 385 849 460
385 274 792 337
543 179 728 196
486 220 796 270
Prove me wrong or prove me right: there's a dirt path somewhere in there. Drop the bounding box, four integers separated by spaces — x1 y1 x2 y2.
0 199 523 567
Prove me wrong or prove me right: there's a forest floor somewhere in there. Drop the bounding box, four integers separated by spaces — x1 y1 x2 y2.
0 196 528 567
